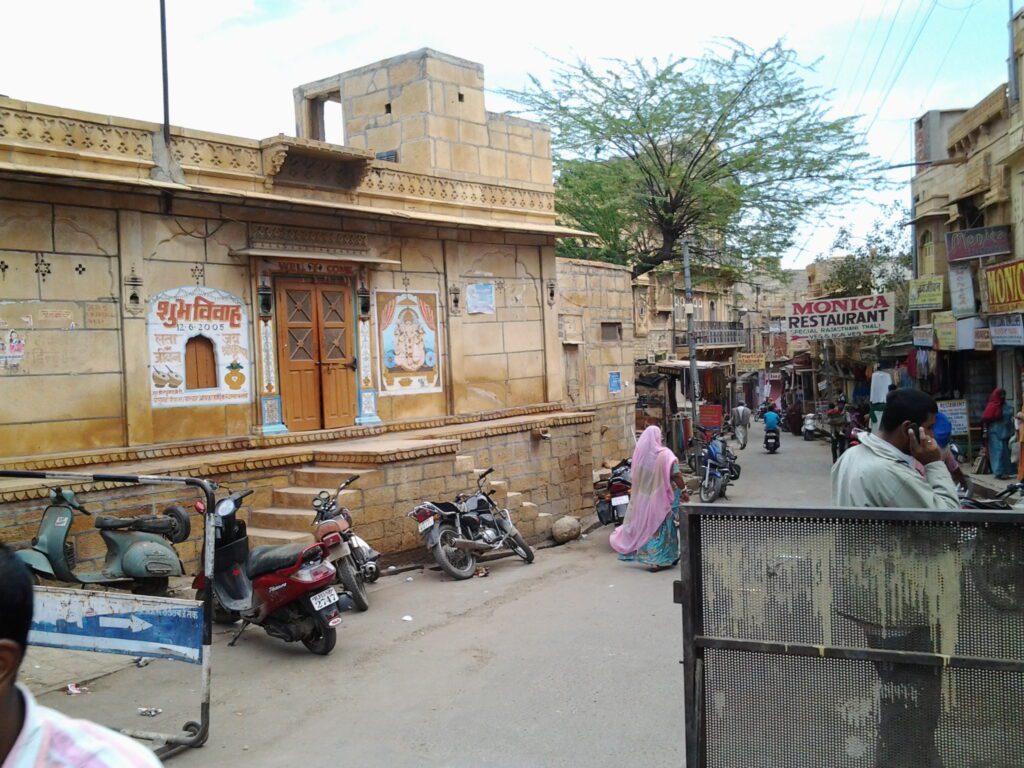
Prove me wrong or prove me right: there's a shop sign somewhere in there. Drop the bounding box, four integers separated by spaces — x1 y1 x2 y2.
936 399 969 436
699 404 723 428
768 320 783 334
735 352 766 372
147 287 251 408
990 313 1024 346
932 311 958 350
946 225 1011 263
908 276 945 310
608 370 622 394
785 293 895 341
948 264 976 318
767 371 782 381
984 259 1024 314
974 327 993 351
912 325 934 348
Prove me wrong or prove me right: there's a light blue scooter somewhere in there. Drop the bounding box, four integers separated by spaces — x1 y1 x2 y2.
15 486 190 595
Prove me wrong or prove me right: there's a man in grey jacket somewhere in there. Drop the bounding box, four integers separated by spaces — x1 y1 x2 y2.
731 400 751 449
832 389 958 768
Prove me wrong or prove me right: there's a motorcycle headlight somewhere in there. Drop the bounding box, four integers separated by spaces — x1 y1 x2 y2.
215 499 235 517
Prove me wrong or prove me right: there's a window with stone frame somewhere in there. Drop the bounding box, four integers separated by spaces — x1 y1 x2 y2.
919 230 935 275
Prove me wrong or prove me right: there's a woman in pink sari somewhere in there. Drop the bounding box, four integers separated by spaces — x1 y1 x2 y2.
609 426 687 571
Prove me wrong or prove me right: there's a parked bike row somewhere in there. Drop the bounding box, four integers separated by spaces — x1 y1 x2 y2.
14 465 533 657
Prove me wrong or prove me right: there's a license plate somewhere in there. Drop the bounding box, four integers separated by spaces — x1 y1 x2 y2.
310 587 339 611
611 495 629 506
418 517 434 533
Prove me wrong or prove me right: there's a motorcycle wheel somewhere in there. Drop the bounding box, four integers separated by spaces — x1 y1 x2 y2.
432 524 477 580
729 464 741 481
195 587 241 625
302 623 337 656
161 505 192 544
131 578 169 597
699 477 720 503
336 555 370 612
970 528 1024 612
507 531 535 564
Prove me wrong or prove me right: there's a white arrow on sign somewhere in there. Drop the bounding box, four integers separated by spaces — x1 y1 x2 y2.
98 615 153 633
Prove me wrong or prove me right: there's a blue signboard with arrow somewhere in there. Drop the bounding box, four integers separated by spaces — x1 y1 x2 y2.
29 586 203 664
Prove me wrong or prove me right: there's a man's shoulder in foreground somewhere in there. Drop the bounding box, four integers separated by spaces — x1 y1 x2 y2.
6 684 162 768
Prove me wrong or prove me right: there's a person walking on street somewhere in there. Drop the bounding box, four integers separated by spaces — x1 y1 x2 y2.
982 387 1015 479
832 389 958 768
609 426 687 572
0 544 163 767
785 399 803 436
731 400 751 450
826 400 850 463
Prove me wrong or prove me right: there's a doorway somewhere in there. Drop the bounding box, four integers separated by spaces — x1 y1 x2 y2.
275 279 357 431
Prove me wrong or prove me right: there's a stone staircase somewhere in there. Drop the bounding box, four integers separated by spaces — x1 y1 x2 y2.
245 456 548 550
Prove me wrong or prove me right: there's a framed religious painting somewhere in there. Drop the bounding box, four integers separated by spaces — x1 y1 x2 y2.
372 290 443 395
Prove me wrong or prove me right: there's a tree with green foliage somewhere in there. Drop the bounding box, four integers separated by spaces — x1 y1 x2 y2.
503 41 877 276
819 202 913 336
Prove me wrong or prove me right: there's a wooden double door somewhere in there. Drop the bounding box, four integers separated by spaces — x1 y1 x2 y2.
276 279 357 431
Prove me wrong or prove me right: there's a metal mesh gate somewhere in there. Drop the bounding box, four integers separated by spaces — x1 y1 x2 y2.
676 506 1024 768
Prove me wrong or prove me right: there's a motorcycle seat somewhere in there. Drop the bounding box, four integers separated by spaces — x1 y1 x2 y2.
94 515 175 535
247 543 307 579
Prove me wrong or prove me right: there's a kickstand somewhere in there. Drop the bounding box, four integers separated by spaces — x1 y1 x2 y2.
228 620 250 647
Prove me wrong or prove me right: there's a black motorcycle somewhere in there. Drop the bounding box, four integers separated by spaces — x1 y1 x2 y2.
408 467 534 580
960 483 1024 613
596 459 631 526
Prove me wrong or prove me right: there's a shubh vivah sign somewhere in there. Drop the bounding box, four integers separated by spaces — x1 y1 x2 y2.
785 293 895 341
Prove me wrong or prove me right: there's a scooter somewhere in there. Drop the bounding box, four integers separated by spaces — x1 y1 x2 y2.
596 458 631 526
15 486 190 595
192 488 344 655
802 413 818 441
764 428 780 454
311 476 381 612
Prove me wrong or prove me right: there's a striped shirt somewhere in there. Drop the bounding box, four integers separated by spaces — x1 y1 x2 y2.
3 684 162 768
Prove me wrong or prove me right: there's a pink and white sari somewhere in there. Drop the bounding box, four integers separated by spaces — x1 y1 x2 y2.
609 426 677 556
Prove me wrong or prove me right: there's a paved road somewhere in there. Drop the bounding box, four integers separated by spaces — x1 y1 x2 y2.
38 426 834 767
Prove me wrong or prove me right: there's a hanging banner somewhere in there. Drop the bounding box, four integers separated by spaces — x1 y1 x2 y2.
932 311 958 350
912 325 934 348
945 225 1011 263
974 327 993 351
990 313 1024 346
735 352 766 372
147 286 251 408
908 276 945 310
699 404 723 428
785 293 895 341
465 282 495 315
373 290 442 395
948 264 976 318
984 259 1024 314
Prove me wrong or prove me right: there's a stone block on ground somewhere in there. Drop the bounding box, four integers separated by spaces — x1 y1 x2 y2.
551 515 581 544
518 501 539 521
535 512 554 537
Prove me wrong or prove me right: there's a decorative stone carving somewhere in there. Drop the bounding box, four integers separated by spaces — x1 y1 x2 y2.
169 137 259 175
0 107 152 163
357 167 554 214
249 224 370 255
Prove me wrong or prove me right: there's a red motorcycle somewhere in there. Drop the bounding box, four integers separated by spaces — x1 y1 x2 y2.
192 488 343 655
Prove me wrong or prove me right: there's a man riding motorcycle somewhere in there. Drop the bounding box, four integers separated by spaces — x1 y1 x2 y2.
763 401 781 450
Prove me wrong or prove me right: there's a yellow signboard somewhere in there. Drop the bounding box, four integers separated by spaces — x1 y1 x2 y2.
908 276 945 310
735 352 766 372
933 311 957 350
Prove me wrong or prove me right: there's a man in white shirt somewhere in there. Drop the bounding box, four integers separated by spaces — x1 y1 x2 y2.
731 400 752 449
0 544 162 768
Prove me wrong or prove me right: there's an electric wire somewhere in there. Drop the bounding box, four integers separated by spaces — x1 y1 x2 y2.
852 0 908 117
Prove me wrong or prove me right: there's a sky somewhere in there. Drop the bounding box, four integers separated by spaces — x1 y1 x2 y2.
0 0 1012 267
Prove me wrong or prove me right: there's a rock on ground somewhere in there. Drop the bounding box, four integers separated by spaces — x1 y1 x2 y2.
551 515 582 543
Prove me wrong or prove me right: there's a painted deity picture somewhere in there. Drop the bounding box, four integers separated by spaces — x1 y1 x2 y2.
374 291 441 395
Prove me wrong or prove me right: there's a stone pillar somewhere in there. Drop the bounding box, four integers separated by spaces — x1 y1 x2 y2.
540 243 564 404
118 211 154 446
356 315 382 425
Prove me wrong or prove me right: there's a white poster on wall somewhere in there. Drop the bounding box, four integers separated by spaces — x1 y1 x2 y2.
948 264 976 318
147 286 251 408
465 282 496 314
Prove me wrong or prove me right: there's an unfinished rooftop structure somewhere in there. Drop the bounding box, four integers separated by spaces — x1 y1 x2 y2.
293 48 553 189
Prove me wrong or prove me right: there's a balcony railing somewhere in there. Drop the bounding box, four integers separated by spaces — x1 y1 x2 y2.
675 320 746 348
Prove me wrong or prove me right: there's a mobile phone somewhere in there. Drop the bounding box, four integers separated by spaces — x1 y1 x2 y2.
909 422 922 443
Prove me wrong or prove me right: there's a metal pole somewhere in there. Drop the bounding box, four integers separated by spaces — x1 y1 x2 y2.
683 240 700 431
1010 0 1020 104
160 0 171 144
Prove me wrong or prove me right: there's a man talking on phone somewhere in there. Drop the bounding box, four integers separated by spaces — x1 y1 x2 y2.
832 389 959 767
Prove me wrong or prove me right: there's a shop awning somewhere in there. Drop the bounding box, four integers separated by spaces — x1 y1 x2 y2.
655 359 731 375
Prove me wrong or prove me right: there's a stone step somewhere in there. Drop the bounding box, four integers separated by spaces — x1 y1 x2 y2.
292 466 379 489
487 479 508 501
535 512 554 536
518 501 539 522
250 507 316 533
454 454 476 474
272 485 361 509
505 491 524 510
246 526 314 548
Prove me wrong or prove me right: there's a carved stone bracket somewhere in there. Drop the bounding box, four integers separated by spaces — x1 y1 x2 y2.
249 224 370 256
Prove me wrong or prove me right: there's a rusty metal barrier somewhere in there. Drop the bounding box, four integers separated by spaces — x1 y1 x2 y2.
675 504 1024 768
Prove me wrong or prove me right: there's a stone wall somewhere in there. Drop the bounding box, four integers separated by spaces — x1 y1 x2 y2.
321 49 553 187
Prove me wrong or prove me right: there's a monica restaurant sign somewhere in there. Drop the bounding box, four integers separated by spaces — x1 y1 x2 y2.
785 293 895 342
984 259 1024 314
